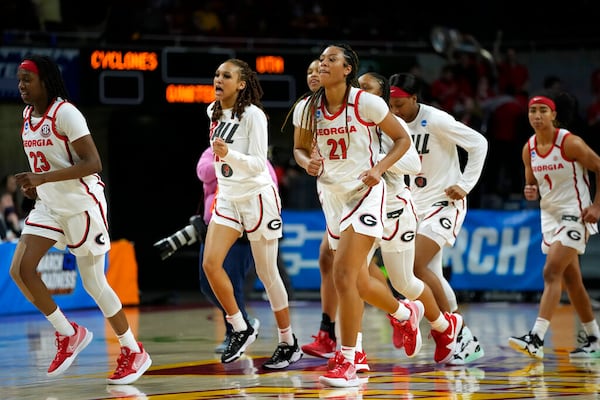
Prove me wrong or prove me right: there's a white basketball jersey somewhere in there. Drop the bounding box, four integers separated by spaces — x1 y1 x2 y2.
406 103 487 211
21 98 105 216
207 103 273 201
528 128 597 235
310 87 388 194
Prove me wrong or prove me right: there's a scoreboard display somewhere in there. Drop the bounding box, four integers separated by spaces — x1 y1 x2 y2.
79 47 308 108
0 46 415 107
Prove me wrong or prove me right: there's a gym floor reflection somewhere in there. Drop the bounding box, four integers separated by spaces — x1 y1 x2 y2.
3 298 599 399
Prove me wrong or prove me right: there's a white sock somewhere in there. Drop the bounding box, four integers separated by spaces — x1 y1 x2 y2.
117 328 140 352
341 346 355 365
391 301 410 321
532 317 550 340
583 320 600 339
46 307 75 336
278 326 294 346
355 332 363 353
226 311 248 332
430 313 449 333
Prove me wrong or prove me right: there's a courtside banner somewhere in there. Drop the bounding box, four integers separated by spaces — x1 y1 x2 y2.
279 210 327 290
444 209 545 291
0 243 99 315
277 209 545 292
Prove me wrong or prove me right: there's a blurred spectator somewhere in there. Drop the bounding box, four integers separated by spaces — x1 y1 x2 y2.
32 0 62 31
289 1 329 38
0 175 21 240
585 68 600 154
481 92 529 199
495 47 529 96
191 1 223 35
430 64 462 114
1 174 32 223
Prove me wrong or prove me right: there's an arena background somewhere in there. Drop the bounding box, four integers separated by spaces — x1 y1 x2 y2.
1 2 600 301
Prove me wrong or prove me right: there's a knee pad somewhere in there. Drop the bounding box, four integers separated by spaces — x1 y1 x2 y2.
440 277 458 312
383 249 424 300
251 239 288 311
428 251 458 311
78 254 122 317
427 249 444 278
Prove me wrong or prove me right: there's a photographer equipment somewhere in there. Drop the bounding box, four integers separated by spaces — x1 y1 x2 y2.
153 215 207 260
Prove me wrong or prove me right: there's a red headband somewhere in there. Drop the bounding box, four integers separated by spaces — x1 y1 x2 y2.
528 96 555 111
390 86 412 98
19 60 39 75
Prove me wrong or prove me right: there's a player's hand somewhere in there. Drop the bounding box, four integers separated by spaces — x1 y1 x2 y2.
445 184 467 200
523 184 538 201
15 172 44 190
22 187 37 199
582 204 600 224
358 168 381 187
212 138 229 158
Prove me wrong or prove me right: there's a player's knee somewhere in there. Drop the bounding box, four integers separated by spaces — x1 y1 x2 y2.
401 279 425 301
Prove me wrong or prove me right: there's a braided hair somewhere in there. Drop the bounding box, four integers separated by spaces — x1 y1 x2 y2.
23 54 70 106
296 43 360 151
210 58 265 123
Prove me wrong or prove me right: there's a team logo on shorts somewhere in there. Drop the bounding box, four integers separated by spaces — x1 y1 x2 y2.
567 230 581 241
439 217 452 230
401 231 415 242
221 163 233 177
267 219 282 230
95 233 106 245
360 214 378 226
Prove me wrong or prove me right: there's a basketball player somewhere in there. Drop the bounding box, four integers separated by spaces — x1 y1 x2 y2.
202 58 301 369
293 44 424 388
388 72 488 365
10 54 151 384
